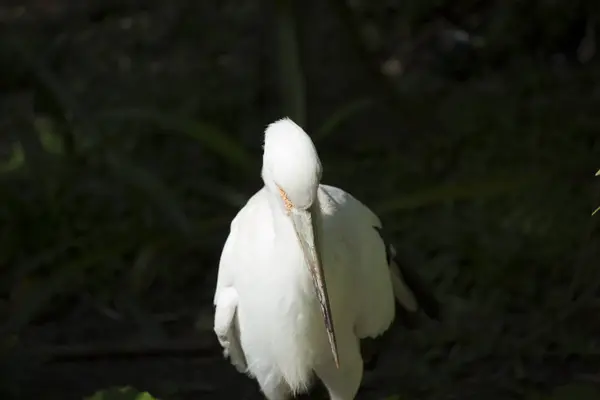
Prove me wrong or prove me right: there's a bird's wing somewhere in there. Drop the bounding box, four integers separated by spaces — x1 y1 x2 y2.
214 286 248 372
213 189 264 303
349 209 399 339
213 216 248 372
214 220 237 305
319 185 396 339
319 184 440 340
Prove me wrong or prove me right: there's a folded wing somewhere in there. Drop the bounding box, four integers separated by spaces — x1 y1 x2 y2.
319 185 439 371
213 222 248 372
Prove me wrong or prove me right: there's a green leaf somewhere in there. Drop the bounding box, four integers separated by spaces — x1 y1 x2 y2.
84 386 159 400
0 143 25 173
315 98 374 140
96 109 254 172
34 117 65 155
7 39 77 155
129 244 160 296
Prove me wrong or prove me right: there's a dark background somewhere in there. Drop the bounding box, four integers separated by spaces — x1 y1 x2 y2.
1 0 600 399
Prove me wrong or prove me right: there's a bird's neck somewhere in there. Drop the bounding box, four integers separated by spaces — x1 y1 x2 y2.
268 193 324 287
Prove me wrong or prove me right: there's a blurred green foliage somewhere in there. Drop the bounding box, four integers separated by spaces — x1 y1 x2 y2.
528 383 600 400
0 0 599 399
85 387 159 400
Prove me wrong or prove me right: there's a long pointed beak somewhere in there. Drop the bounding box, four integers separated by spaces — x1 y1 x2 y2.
290 207 340 368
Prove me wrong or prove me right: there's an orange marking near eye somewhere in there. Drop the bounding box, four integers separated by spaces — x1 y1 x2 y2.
278 186 293 213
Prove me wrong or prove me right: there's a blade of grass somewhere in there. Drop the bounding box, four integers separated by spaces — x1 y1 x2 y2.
105 153 192 236
96 109 254 172
34 117 65 155
315 98 375 140
7 38 77 156
129 244 160 297
376 175 533 216
116 294 169 343
593 169 599 215
195 179 248 208
2 242 132 336
10 221 137 283
11 214 228 287
274 0 306 126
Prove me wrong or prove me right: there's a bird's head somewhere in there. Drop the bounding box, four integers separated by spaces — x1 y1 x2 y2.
261 118 339 368
262 117 322 211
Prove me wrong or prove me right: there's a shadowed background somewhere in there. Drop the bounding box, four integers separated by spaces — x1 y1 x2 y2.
1 0 600 399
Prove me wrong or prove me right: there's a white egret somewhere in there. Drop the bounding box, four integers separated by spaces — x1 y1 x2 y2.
213 118 439 400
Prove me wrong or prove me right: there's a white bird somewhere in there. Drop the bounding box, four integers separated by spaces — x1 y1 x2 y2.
213 118 439 400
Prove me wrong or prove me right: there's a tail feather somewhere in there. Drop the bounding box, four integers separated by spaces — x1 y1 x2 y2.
389 260 418 313
373 226 440 319
396 259 440 320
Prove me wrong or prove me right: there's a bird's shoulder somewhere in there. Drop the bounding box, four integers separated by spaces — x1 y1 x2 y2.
220 188 273 266
317 184 381 226
215 188 273 300
230 187 272 230
317 184 386 265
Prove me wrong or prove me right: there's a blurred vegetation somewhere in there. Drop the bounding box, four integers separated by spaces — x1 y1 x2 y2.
85 387 158 400
1 0 599 399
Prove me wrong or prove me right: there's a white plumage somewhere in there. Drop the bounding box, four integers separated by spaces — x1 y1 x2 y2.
213 118 436 400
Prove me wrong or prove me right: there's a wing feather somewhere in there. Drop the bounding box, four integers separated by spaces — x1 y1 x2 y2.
214 287 247 372
318 185 396 339
318 184 440 371
213 219 247 372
